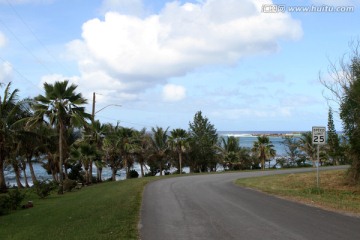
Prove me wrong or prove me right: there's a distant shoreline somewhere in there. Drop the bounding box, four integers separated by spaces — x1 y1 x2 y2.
218 131 304 138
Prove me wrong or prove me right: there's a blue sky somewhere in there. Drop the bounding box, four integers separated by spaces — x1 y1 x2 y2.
0 0 359 131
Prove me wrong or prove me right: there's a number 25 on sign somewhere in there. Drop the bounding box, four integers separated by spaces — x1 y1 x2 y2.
312 126 326 145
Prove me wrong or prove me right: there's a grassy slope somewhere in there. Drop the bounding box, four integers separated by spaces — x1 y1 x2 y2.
235 170 360 215
0 177 153 240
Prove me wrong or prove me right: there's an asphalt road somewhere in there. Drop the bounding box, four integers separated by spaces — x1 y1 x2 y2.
139 166 360 240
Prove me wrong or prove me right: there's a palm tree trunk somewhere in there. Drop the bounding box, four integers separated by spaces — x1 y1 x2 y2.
111 168 117 181
21 161 30 188
27 156 38 184
140 163 144 177
97 167 103 182
0 156 7 193
58 123 64 194
159 160 163 176
179 152 182 174
12 163 24 189
89 160 93 183
125 158 129 179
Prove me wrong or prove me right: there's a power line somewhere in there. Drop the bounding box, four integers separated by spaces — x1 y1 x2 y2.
0 55 41 91
4 0 73 76
0 17 54 75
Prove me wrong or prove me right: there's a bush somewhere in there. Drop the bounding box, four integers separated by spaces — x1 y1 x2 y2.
63 179 77 192
0 195 10 216
129 170 139 179
8 189 26 210
68 163 85 182
34 180 57 199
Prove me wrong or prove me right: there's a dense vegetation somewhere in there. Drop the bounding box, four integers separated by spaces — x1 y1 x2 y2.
0 79 352 198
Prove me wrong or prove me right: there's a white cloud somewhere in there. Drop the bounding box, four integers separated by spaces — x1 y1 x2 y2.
0 61 12 82
162 84 186 102
0 32 6 47
66 0 302 103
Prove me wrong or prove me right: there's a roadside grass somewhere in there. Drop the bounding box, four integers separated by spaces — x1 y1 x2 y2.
0 177 155 240
235 170 360 215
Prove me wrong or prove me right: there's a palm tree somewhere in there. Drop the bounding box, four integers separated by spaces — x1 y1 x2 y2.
133 128 151 177
86 120 106 182
0 82 28 192
218 136 241 170
252 135 276 170
298 132 317 167
168 128 189 174
31 80 90 194
150 126 169 176
117 127 138 179
70 141 96 184
102 123 123 181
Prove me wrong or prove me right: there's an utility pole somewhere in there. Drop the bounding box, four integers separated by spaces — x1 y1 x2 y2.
92 92 96 121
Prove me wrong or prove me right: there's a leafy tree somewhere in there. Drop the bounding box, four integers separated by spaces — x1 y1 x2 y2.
252 135 276 170
327 107 341 165
320 40 360 183
31 80 90 194
168 128 189 174
340 58 360 182
188 111 218 172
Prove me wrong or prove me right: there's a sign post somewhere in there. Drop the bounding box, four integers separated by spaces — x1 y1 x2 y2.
312 126 326 188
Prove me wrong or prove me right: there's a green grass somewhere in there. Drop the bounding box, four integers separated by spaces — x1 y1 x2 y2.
0 177 155 240
235 170 360 215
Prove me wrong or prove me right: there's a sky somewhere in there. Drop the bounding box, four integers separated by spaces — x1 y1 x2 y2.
0 0 359 131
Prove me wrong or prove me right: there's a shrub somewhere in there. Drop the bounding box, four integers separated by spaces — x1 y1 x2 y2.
129 170 139 179
0 195 10 216
34 180 57 199
63 179 77 192
8 189 26 210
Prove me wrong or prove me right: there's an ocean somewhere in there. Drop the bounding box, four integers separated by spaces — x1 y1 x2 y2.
4 131 303 186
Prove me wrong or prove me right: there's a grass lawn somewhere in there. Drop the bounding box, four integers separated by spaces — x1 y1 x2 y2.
235 169 360 216
0 177 155 240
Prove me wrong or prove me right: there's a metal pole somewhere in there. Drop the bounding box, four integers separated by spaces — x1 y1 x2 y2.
317 144 320 188
92 92 96 121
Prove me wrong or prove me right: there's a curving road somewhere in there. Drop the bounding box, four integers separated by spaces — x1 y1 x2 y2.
139 166 360 240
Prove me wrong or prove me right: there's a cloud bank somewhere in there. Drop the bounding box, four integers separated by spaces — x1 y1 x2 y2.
67 0 302 103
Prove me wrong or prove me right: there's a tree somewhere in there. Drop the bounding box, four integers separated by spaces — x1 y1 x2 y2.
282 136 302 167
168 128 189 174
320 40 360 183
252 135 276 170
0 82 28 192
150 126 169 176
218 136 241 170
327 107 341 165
298 132 317 167
188 111 218 172
133 128 151 177
102 123 123 181
31 80 90 194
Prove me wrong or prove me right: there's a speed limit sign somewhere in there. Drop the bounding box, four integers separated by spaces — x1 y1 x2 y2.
312 126 326 145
